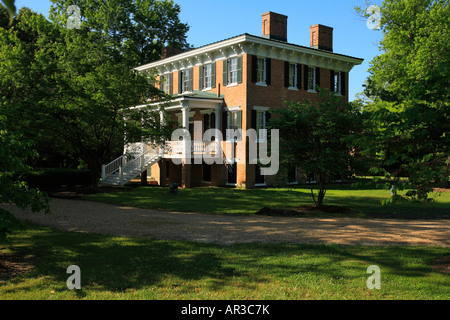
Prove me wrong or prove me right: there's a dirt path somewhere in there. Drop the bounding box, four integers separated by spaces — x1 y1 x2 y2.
3 198 450 246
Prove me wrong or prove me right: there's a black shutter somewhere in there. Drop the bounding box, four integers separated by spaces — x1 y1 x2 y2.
237 56 243 84
330 70 335 92
251 110 257 129
265 110 271 126
341 72 346 95
199 65 204 90
266 58 271 85
316 67 320 90
284 61 290 87
303 65 309 90
297 64 302 89
222 111 228 140
251 55 257 83
211 62 216 88
223 59 228 85
178 70 182 93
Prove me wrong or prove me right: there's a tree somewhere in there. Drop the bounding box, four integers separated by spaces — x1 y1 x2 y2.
0 7 178 186
355 0 450 202
269 88 361 208
0 116 50 243
48 0 191 67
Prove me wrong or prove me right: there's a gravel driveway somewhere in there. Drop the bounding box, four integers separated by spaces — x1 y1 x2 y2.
3 197 450 246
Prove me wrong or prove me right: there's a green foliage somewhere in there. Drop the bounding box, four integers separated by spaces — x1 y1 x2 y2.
355 0 450 203
0 116 50 243
48 0 191 66
269 88 362 207
0 6 179 186
20 168 92 189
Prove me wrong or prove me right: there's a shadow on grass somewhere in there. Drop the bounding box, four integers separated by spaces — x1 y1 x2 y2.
4 224 448 297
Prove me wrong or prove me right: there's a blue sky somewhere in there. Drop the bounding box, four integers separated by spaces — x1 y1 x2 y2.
15 0 384 101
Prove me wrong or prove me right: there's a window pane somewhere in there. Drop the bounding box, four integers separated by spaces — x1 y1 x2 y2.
257 58 265 83
308 67 315 90
289 64 296 87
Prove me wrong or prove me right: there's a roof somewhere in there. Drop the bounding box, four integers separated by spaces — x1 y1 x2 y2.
135 33 364 73
172 91 224 100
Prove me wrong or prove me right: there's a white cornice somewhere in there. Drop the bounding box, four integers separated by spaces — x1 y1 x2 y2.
135 34 364 73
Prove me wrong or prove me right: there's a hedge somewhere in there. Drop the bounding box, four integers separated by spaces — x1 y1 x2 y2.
20 168 92 189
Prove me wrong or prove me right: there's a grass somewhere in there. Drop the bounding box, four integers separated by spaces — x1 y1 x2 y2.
85 184 450 218
1 224 449 300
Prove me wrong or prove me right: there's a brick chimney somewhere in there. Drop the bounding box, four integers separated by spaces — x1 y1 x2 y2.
310 24 333 52
262 12 288 42
161 46 184 59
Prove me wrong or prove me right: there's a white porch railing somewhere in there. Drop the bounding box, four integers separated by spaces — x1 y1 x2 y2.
102 155 126 181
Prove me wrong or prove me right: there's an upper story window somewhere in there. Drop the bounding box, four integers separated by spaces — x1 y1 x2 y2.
160 73 172 95
307 66 316 91
252 55 271 85
256 57 266 84
333 71 342 94
179 68 193 93
289 63 297 88
200 63 216 90
330 70 345 95
228 58 238 84
223 56 242 86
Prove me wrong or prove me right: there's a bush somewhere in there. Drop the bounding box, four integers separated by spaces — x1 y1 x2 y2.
21 168 92 189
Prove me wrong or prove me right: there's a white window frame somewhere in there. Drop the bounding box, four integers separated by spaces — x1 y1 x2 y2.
256 57 267 86
288 63 298 90
203 64 212 90
334 71 342 95
181 69 191 93
228 57 238 86
307 66 316 92
160 74 170 94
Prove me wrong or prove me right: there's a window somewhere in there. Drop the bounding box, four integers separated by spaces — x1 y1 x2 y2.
160 74 172 94
308 66 316 91
226 110 242 141
224 56 242 86
256 57 266 84
256 110 266 140
228 58 238 84
289 63 297 88
203 64 212 89
333 71 342 93
179 68 192 93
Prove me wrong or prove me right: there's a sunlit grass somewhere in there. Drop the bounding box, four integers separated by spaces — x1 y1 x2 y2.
86 184 450 218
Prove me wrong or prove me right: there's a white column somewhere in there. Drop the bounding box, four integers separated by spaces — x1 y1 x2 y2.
181 101 190 130
215 104 221 130
181 101 191 163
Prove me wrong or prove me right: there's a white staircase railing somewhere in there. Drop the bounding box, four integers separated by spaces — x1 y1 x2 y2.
102 155 126 181
101 146 163 186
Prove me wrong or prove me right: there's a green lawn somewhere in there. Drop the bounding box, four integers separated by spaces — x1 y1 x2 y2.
0 224 448 300
86 184 450 218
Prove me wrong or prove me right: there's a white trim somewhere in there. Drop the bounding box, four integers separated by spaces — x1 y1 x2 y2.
135 34 363 74
223 106 241 112
226 82 238 88
253 106 269 111
254 183 267 187
288 87 299 91
256 82 267 87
